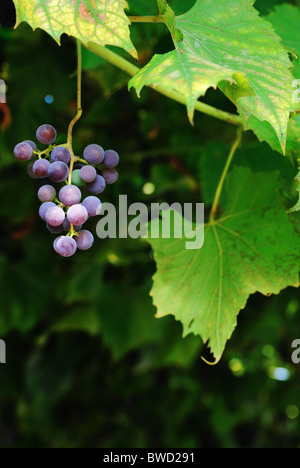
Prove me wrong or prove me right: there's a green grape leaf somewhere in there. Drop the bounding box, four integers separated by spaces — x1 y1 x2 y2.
129 0 295 152
288 164 300 213
265 4 300 79
12 0 137 58
147 167 300 362
242 113 300 164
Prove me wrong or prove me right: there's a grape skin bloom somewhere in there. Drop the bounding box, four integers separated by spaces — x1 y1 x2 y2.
54 236 77 257
103 150 119 169
82 196 102 216
23 140 37 152
39 202 56 221
38 185 56 202
36 124 57 145
45 206 66 227
33 159 51 178
87 175 106 195
51 146 71 164
48 161 69 183
67 204 88 226
102 168 118 185
80 165 97 183
59 184 82 206
75 230 94 250
83 144 105 165
14 142 33 161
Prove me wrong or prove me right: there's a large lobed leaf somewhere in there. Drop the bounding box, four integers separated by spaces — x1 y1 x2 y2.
129 0 295 152
147 167 300 362
13 0 137 58
246 4 300 155
266 4 300 79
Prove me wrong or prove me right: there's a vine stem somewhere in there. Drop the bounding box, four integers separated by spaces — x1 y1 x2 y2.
86 43 243 127
67 39 83 184
128 16 163 23
209 127 243 223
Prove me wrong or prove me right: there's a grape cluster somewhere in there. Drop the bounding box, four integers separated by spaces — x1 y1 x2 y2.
14 124 119 257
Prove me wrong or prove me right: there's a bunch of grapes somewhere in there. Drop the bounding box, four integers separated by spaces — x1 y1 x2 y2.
14 124 119 257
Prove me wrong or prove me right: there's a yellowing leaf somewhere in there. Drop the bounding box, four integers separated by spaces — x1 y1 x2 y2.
13 0 137 58
129 0 295 151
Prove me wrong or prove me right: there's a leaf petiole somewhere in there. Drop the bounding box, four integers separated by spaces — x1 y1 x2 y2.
209 127 243 223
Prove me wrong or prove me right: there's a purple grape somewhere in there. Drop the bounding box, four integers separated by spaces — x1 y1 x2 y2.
46 223 64 234
23 140 38 152
54 236 77 257
86 175 106 195
59 184 82 206
48 161 69 183
63 219 82 232
27 161 40 179
103 150 119 168
14 142 33 161
33 159 51 178
51 146 71 164
79 165 97 183
82 196 102 216
75 230 94 250
38 185 56 202
67 204 88 226
39 202 56 221
53 237 60 251
45 206 65 227
83 144 104 165
36 124 57 145
102 168 118 184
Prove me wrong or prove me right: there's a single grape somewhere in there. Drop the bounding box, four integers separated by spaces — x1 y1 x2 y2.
45 206 65 227
75 230 94 250
33 159 51 178
51 146 71 164
102 168 118 185
103 150 119 168
67 204 88 226
23 140 38 152
79 165 97 183
36 124 57 145
72 169 86 187
63 219 82 232
59 184 82 206
86 175 106 195
48 161 69 183
38 185 56 202
83 144 105 165
39 202 56 221
14 142 33 161
54 236 77 257
46 223 64 234
27 161 40 179
82 196 102 216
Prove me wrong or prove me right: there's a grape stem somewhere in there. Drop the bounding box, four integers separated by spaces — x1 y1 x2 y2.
86 43 243 127
209 127 243 223
74 156 88 165
67 39 83 184
128 16 163 23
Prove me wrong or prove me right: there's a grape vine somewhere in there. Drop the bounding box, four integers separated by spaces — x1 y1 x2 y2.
13 41 119 257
